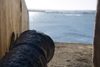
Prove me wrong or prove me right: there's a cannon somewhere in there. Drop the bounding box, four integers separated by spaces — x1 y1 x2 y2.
0 30 55 67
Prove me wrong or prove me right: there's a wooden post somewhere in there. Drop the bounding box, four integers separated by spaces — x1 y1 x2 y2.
0 0 29 59
93 0 100 67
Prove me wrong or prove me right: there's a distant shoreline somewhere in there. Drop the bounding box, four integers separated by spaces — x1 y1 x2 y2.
54 42 93 45
29 10 96 14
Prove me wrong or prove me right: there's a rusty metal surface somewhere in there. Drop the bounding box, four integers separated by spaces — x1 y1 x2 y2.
0 30 55 67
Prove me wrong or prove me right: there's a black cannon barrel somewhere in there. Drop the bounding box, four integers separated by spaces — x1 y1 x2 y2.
0 30 55 67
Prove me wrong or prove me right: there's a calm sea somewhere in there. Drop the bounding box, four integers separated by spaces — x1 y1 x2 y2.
29 10 95 44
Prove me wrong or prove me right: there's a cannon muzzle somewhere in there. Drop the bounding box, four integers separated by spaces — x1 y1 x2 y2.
0 30 55 67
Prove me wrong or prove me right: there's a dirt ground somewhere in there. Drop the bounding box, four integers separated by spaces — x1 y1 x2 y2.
48 42 93 67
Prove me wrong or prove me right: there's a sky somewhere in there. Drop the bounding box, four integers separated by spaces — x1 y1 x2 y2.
25 0 97 10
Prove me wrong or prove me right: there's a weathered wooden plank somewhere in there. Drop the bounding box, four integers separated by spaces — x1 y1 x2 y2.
0 0 2 58
0 0 29 59
93 0 100 67
21 0 29 32
1 0 7 58
6 0 12 52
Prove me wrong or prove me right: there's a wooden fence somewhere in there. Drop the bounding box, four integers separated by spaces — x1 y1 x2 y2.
0 0 29 59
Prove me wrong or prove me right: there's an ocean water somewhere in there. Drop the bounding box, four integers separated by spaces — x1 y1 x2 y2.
29 11 95 44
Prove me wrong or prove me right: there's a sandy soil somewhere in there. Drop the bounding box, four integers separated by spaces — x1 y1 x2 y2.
48 42 93 67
